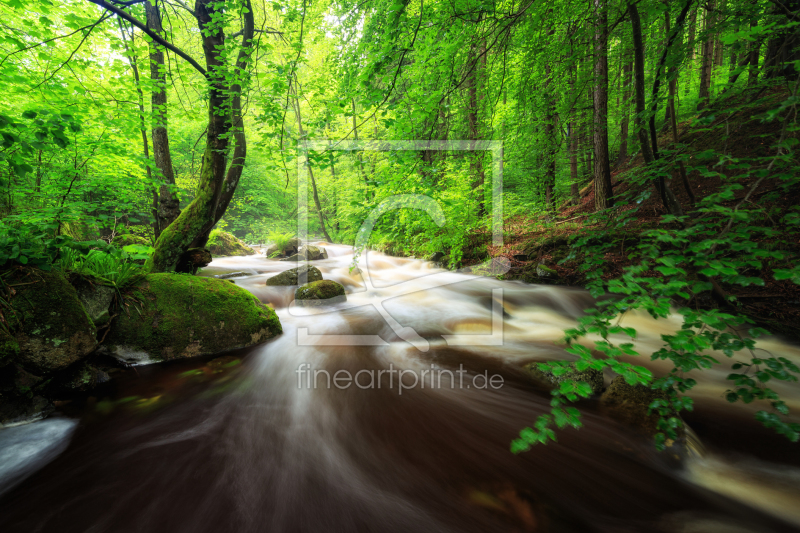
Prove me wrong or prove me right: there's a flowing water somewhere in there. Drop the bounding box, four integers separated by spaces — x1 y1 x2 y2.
1 243 800 532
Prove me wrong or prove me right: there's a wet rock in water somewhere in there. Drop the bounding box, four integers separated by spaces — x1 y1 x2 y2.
175 248 212 274
295 280 346 306
214 271 248 280
279 253 306 262
298 245 325 260
0 395 53 427
266 265 323 286
6 269 97 375
48 362 109 397
522 362 604 395
206 230 255 257
283 238 301 256
73 282 115 327
104 274 282 365
425 251 445 262
599 376 681 438
263 243 279 258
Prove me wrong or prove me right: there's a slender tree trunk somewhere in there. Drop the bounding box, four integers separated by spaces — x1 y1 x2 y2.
616 58 633 166
698 0 716 110
748 14 761 86
685 7 697 96
145 1 180 238
593 0 613 210
466 39 486 215
293 85 332 243
544 24 557 211
117 17 157 237
663 12 677 130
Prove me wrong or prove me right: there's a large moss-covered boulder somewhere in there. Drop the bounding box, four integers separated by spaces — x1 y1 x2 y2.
105 274 281 365
295 280 346 306
266 265 323 286
7 269 97 375
522 362 604 395
207 230 255 257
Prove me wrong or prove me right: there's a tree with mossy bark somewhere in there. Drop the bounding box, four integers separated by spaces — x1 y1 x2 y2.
88 0 255 273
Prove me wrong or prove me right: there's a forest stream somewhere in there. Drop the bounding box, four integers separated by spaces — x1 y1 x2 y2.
1 244 800 533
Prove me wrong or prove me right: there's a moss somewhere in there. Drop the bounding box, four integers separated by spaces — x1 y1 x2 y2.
7 268 97 374
112 234 150 248
106 273 282 364
207 230 255 257
295 280 346 303
523 362 604 395
266 265 323 286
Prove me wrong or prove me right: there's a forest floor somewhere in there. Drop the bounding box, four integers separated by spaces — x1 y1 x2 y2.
478 85 800 339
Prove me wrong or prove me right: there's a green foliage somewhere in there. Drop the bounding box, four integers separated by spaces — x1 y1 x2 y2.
513 87 800 453
57 248 146 289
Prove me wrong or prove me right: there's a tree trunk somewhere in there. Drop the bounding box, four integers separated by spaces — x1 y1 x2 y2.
147 0 254 273
593 0 613 210
616 58 633 166
116 17 157 236
763 0 800 80
466 39 486 215
698 0 716 110
748 16 761 86
145 1 180 238
544 24 558 211
293 83 332 244
685 7 697 95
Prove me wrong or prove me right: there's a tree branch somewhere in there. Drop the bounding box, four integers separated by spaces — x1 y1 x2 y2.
86 0 207 77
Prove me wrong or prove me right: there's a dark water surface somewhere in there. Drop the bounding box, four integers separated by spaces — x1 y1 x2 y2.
1 244 799 533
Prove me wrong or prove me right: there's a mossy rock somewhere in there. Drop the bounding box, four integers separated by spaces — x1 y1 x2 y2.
535 264 557 278
266 265 323 286
112 234 150 248
0 328 19 368
599 376 682 439
522 235 571 260
72 281 115 327
298 245 326 260
105 273 282 365
6 269 97 375
294 280 346 306
279 253 306 262
207 230 255 257
522 362 604 395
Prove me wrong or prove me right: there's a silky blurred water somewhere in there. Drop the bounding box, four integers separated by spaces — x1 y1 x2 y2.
0 243 798 532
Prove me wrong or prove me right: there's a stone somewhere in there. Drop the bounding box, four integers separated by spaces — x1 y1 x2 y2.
206 230 255 257
266 265 323 286
522 362 604 395
320 247 329 259
6 269 97 375
536 263 557 278
599 376 681 438
49 362 109 396
104 273 282 365
264 243 279 258
73 282 115 327
298 245 324 260
426 251 445 262
295 280 347 306
279 253 306 262
0 395 53 427
111 234 150 248
283 238 302 256
214 271 248 280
